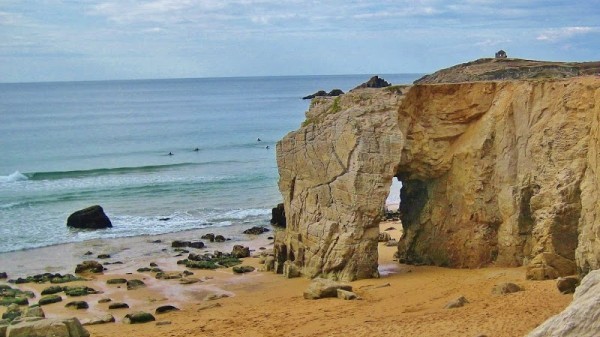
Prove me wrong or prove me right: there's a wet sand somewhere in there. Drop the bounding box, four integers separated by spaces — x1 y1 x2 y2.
0 221 571 337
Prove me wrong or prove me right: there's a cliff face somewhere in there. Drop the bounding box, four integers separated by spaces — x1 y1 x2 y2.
275 77 600 281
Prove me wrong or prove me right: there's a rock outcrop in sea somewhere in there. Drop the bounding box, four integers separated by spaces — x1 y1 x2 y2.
66 205 112 229
273 58 600 282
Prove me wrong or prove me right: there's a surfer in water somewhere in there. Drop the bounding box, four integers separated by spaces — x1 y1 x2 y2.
193 148 199 152
168 152 173 156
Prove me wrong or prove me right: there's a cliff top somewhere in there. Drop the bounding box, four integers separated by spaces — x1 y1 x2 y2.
414 58 600 84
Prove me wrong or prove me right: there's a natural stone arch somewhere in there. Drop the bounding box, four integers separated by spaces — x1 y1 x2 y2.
274 78 600 281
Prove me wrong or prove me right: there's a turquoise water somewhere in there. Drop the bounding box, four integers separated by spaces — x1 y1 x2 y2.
0 74 420 253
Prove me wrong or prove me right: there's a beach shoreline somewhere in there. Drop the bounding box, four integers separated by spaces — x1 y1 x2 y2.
1 221 571 337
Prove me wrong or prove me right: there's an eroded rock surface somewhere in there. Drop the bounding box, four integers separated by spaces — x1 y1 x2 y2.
274 75 600 281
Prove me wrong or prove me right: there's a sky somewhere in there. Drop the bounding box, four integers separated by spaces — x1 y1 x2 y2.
1 0 599 83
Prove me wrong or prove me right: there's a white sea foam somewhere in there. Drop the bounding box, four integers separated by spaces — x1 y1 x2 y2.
0 171 28 183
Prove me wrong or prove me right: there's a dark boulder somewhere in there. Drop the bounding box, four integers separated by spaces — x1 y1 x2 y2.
214 235 226 242
0 272 7 279
243 226 269 235
201 233 215 242
351 76 391 91
75 260 104 274
231 245 250 258
123 311 155 324
188 241 205 249
171 240 191 248
108 302 129 309
327 89 344 96
557 276 580 294
232 266 255 274
38 294 62 305
126 279 146 290
302 90 327 100
67 205 112 229
270 203 286 227
41 286 63 295
155 305 179 315
65 300 89 309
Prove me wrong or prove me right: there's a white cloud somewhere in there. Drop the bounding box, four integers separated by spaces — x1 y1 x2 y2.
536 26 597 42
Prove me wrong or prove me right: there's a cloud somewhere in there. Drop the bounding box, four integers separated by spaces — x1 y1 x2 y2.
536 26 598 42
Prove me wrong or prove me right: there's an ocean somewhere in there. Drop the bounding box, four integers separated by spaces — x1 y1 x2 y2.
0 74 419 254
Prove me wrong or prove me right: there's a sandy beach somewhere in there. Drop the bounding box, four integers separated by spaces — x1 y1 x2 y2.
1 221 571 337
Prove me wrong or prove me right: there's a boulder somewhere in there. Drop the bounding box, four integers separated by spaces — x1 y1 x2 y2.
2 304 22 322
96 254 110 259
22 306 45 319
214 235 226 242
80 314 115 326
171 240 191 248
444 296 469 309
303 278 353 300
378 232 391 242
232 266 255 274
75 261 103 274
6 317 89 337
106 278 127 285
201 233 215 242
97 298 111 303
38 295 62 306
327 89 344 96
66 205 112 229
243 226 269 235
526 270 600 336
0 272 7 279
155 305 179 315
188 241 205 249
526 253 577 280
351 75 391 90
557 276 580 294
271 204 286 228
302 90 327 100
231 245 250 258
492 282 523 295
63 286 97 297
108 302 129 309
41 286 63 295
122 311 155 324
126 279 145 290
65 301 88 309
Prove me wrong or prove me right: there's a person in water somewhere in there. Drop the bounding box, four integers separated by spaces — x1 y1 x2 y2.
193 148 199 152
257 138 261 142
168 152 173 156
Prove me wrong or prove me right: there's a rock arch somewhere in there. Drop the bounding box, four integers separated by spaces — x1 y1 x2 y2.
274 78 600 281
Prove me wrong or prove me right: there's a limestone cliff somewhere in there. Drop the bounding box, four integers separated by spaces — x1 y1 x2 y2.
275 76 600 281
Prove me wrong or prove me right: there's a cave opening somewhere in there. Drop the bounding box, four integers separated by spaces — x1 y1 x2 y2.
378 177 403 275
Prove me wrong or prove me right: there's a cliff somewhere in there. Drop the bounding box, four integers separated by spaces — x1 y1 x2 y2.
274 75 600 281
414 58 600 84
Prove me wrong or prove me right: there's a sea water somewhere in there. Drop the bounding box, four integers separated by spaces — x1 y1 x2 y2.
0 74 420 253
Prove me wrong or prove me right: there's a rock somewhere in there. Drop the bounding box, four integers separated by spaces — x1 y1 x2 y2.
155 272 182 280
122 311 156 324
274 74 600 281
526 253 577 280
108 302 129 309
328 89 344 96
106 278 127 285
243 226 269 235
0 272 7 279
98 298 111 303
231 245 250 258
188 241 205 249
337 289 360 300
270 203 286 227
204 293 229 301
201 233 215 242
557 276 580 294
303 278 353 300
96 254 110 259
126 279 146 290
444 296 469 309
66 205 112 229
214 235 226 242
6 317 89 337
22 306 45 319
65 301 88 309
149 262 158 267
155 305 179 314
492 283 523 295
81 314 115 326
156 321 171 326
526 269 600 336
83 251 93 256
385 239 398 247
2 304 22 322
75 260 103 274
41 286 63 295
283 261 301 278
38 295 62 306
351 75 391 90
302 90 327 100
179 277 201 285
63 286 97 297
378 232 391 242
232 266 255 274
171 240 191 248
197 302 221 311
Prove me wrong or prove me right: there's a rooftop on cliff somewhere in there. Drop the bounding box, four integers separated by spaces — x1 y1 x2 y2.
415 57 600 84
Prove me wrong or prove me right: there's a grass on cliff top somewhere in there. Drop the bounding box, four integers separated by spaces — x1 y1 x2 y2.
302 96 342 127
